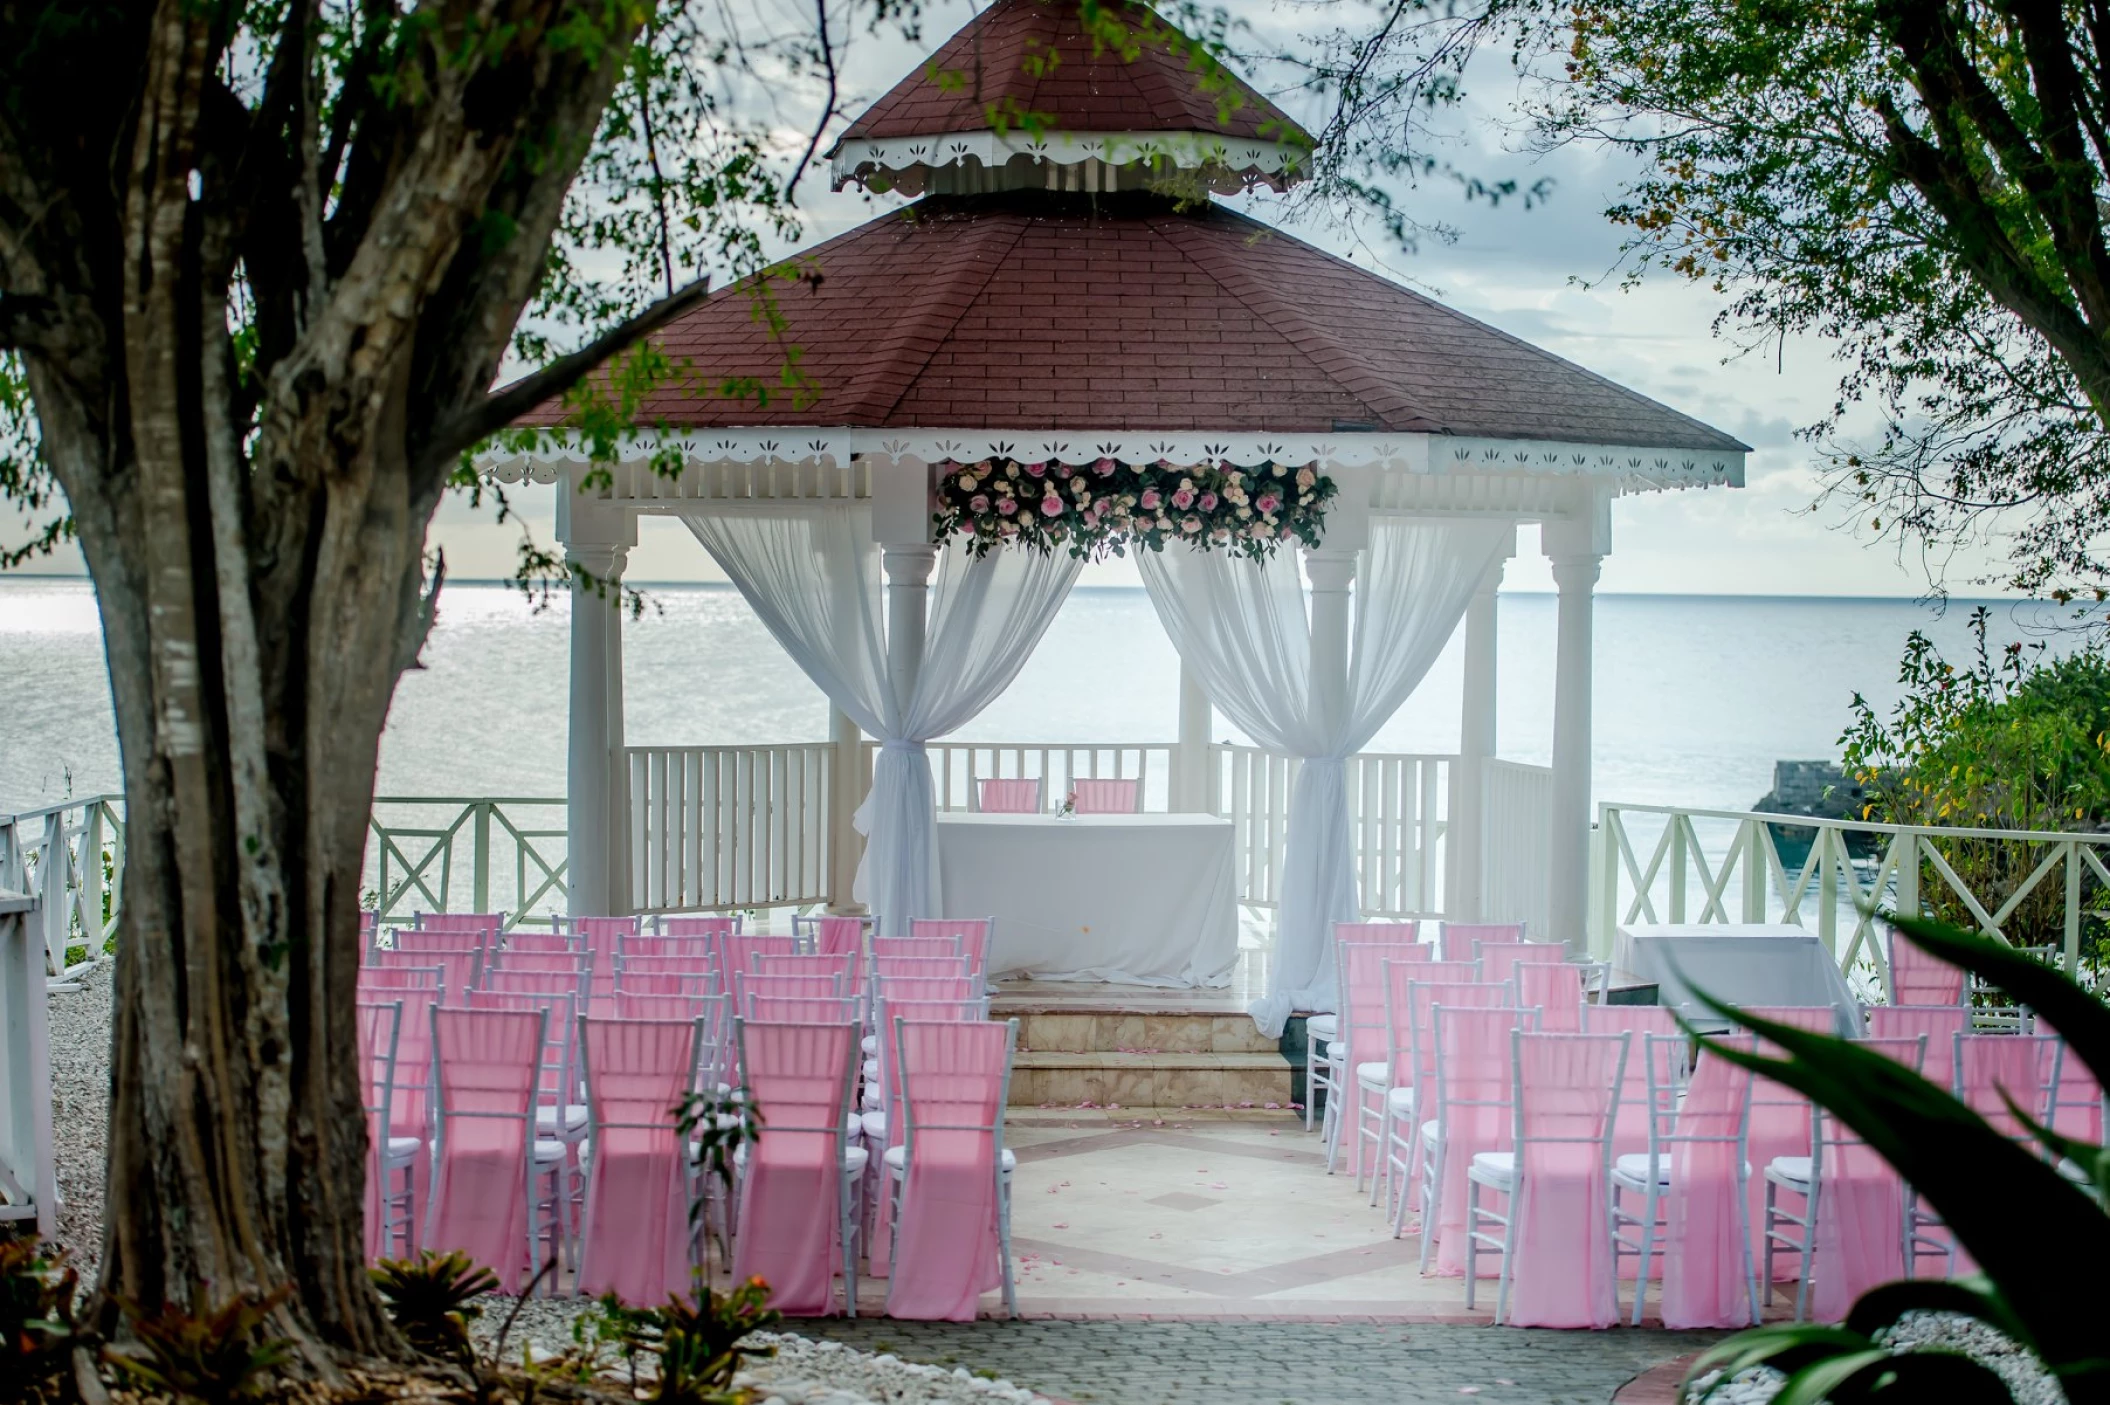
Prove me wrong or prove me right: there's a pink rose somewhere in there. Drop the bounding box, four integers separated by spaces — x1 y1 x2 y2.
1025 461 1047 478
1256 493 1280 514
1082 508 1100 527
1171 488 1196 510
1198 491 1218 511
970 494 990 513
997 497 1018 516
1140 489 1162 510
1041 495 1064 517
1094 457 1117 477
1182 515 1202 533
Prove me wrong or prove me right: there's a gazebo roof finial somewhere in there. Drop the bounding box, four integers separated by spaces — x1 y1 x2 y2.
829 0 1312 195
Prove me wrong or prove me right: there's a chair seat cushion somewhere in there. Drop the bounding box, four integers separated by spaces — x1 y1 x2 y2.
860 1110 887 1142
1767 1156 1813 1188
1613 1152 1670 1186
1355 1060 1390 1088
845 1113 862 1140
1306 1013 1339 1040
843 1145 870 1177
385 1135 421 1160
532 1138 567 1163
882 1145 1016 1173
1420 1119 1439 1145
534 1103 589 1134
861 1034 877 1055
1468 1151 1516 1186
1386 1086 1416 1113
863 1057 880 1081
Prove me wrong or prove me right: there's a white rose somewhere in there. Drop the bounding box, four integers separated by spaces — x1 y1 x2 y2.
1069 475 1088 493
1296 467 1317 489
1237 506 1252 519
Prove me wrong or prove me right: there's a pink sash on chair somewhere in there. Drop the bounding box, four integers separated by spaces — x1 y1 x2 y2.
815 915 866 958
886 1020 1013 1320
426 1007 545 1292
1506 1033 1624 1328
1661 1046 1755 1328
732 1021 858 1316
578 1017 700 1306
1433 1006 1521 1276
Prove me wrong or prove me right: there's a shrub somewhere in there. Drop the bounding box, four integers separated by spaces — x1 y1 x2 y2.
1685 914 2110 1403
595 1279 780 1405
0 1234 76 1400
370 1250 498 1366
105 1286 292 1403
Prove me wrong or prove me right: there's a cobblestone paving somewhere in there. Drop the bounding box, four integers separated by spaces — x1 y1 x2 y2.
796 1319 1722 1405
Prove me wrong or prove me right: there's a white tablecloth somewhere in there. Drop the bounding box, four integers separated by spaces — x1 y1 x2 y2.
1615 923 1864 1036
935 813 1238 987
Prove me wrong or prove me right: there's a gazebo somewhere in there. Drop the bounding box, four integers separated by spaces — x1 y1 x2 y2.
496 0 1747 1031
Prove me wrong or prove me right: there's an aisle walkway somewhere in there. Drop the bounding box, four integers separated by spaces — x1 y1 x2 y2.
798 1318 1722 1404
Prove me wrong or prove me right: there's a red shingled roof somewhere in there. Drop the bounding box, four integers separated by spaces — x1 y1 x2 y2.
834 0 1307 145
520 192 1745 452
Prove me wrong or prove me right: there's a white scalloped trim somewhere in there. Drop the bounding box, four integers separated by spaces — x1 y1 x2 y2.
482 428 1743 494
830 129 1308 189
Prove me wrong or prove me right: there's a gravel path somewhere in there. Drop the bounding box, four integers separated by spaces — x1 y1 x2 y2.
44 959 112 1280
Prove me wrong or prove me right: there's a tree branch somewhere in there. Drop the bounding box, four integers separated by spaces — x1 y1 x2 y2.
0 291 63 351
416 273 713 473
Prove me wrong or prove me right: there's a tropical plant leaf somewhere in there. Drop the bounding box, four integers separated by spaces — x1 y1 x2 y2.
1675 984 2110 1389
1779 1348 2015 1404
1684 1323 1878 1396
1842 1275 2022 1343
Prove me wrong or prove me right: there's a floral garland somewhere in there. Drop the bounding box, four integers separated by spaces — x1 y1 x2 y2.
930 456 1336 560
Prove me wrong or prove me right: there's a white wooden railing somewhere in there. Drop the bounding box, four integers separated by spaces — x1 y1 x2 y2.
365 797 569 927
627 744 835 913
874 742 1178 813
0 794 124 975
0 888 56 1234
1482 759 1554 937
1206 744 1456 918
1594 800 2110 984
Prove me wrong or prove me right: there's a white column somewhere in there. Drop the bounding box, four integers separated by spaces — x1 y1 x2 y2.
1305 546 1358 925
1544 509 1607 954
881 544 939 709
560 491 635 919
1173 662 1213 812
1449 548 1508 920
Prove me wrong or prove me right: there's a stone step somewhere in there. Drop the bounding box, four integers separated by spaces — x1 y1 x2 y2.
999 1008 1280 1056
1007 1049 1294 1108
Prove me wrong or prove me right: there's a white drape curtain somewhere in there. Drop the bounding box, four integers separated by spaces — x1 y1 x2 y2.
1139 517 1511 1035
684 506 1079 934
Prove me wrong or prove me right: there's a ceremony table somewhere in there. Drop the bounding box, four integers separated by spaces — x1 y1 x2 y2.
1613 922 1865 1036
934 813 1238 986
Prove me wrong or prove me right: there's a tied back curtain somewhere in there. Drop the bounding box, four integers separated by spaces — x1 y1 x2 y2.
684 507 1078 934
1139 517 1510 1035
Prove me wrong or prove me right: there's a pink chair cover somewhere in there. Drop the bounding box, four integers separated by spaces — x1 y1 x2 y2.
358 964 443 995
578 1016 700 1305
814 915 868 957
886 1019 1014 1319
1440 922 1524 963
1402 980 1511 1216
1889 929 1966 1006
1737 1006 1833 1280
615 990 712 1020
1584 1007 1680 1165
750 995 861 1022
417 912 505 935
661 915 741 937
1338 919 1423 944
1507 1033 1625 1327
1338 942 1429 1175
370 945 481 1002
736 972 843 1012
2039 1015 2103 1140
1804 1036 1921 1323
873 935 964 960
622 953 720 978
977 778 1042 813
426 1007 546 1292
1661 1043 1755 1328
622 934 716 960
874 976 981 1003
1432 1005 1524 1274
1070 778 1139 814
490 950 588 978
866 998 987 1278
573 915 642 944
874 955 973 981
721 933 800 975
910 919 992 976
733 1020 859 1315
1516 963 1587 1033
485 968 590 1000
1866 1006 1966 1091
1477 941 1560 985
758 953 861 987
357 1001 400 1262
504 931 582 955
617 971 717 1000
1955 1035 2057 1137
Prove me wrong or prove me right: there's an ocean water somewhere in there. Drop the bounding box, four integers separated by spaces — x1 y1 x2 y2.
0 576 2073 816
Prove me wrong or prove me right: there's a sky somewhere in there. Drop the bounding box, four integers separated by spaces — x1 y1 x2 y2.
4 0 2024 597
